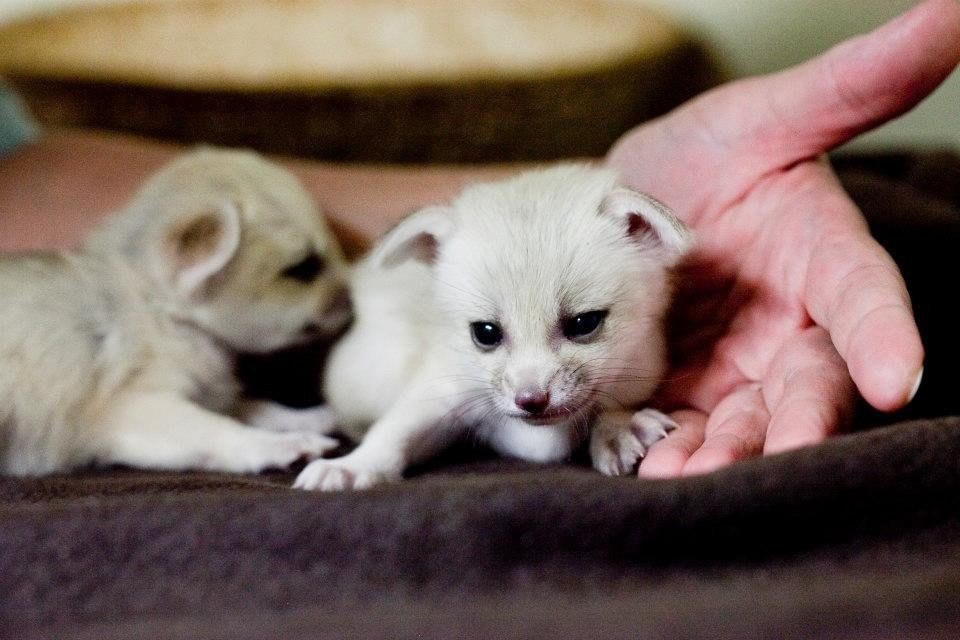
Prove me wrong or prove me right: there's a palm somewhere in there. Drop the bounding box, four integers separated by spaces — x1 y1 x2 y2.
668 165 826 391
659 161 858 469
606 0 960 475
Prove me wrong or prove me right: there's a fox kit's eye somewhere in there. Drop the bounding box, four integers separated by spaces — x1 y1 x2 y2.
281 252 326 283
470 321 503 350
562 309 609 341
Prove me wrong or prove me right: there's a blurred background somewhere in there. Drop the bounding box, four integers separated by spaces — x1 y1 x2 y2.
0 0 957 161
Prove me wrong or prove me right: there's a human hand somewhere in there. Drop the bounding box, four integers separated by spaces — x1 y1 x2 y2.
606 0 960 477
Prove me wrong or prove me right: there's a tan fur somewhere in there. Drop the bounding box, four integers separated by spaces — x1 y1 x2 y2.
0 148 347 476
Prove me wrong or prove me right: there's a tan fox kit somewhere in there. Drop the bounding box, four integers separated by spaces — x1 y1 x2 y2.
0 148 348 476
296 164 692 491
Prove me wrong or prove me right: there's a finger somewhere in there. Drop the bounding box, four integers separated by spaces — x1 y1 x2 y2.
656 353 746 416
680 383 770 477
763 327 856 455
637 410 706 479
804 185 925 411
609 0 960 217
727 0 960 165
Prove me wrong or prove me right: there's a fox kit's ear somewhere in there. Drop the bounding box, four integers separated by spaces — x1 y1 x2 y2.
158 201 241 294
602 188 693 266
375 205 454 268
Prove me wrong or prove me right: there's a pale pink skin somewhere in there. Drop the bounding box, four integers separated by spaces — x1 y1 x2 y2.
2 0 957 478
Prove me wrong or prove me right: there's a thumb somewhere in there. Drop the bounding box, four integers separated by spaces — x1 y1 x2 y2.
606 0 960 217
727 0 960 164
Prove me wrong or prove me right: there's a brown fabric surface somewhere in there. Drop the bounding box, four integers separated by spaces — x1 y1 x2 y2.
3 152 960 639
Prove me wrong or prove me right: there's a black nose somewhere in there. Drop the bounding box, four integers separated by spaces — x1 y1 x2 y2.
515 390 550 415
324 286 352 317
313 287 353 335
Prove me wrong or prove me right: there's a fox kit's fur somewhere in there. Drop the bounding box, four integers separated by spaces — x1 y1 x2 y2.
295 164 691 491
0 148 349 476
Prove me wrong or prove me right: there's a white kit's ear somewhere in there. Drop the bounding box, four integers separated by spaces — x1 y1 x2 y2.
375 205 454 268
158 201 242 295
601 188 693 266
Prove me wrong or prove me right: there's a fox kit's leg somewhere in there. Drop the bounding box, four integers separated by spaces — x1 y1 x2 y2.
590 408 677 476
90 392 338 473
235 399 338 435
293 390 459 491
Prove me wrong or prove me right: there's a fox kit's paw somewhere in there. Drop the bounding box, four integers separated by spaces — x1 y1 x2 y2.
238 431 339 473
240 401 339 435
286 405 338 434
590 408 677 476
293 455 397 491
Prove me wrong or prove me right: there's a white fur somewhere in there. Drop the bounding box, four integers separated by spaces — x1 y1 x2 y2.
0 148 349 476
296 164 692 491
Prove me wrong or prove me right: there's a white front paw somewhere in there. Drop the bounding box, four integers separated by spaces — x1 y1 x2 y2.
293 456 396 491
630 408 678 449
241 431 339 473
590 408 677 476
271 405 338 434
243 402 339 435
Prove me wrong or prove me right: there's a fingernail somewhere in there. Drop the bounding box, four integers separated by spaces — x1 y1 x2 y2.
907 366 924 403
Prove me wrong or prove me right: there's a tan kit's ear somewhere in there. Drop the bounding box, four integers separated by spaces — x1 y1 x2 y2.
374 205 454 268
601 188 693 266
159 201 241 294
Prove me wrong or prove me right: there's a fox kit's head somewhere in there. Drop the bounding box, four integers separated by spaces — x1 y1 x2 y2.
378 164 691 426
94 148 349 353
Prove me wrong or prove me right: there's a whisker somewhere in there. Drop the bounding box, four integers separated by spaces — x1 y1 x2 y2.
590 389 631 412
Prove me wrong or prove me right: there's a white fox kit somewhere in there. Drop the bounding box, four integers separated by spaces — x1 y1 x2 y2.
0 148 349 476
295 164 691 491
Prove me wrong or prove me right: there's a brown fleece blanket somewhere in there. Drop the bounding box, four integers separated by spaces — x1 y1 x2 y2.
3 152 960 640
